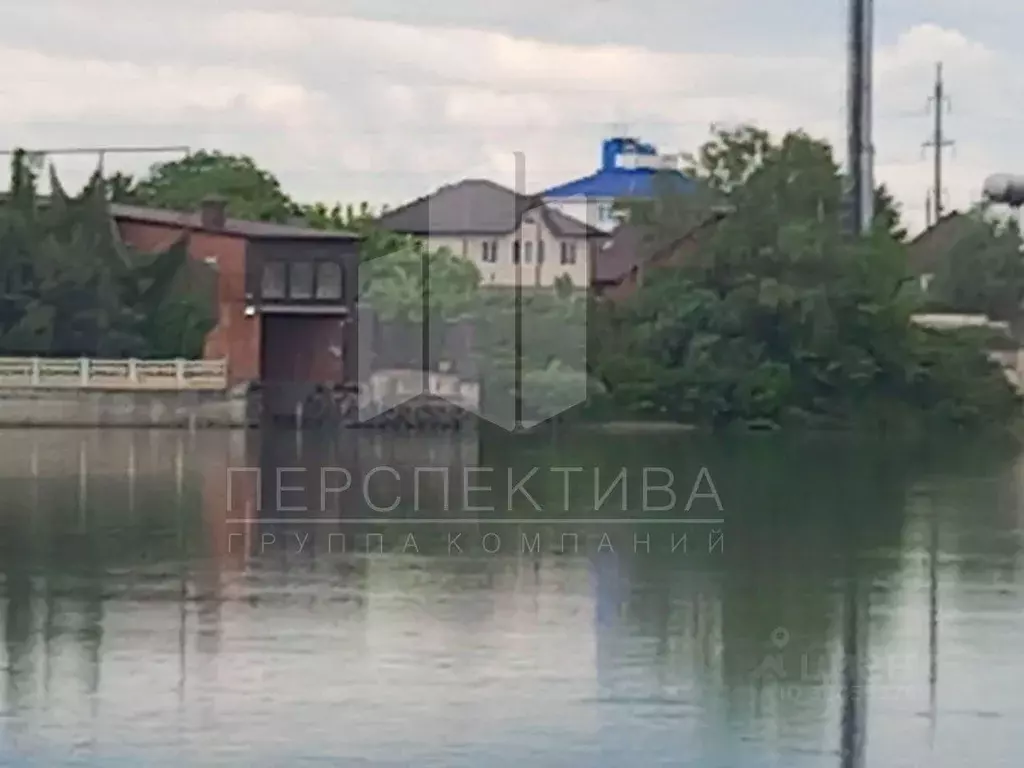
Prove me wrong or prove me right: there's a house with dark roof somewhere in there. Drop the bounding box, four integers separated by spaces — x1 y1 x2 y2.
905 210 971 293
375 178 608 288
541 137 698 232
112 198 361 415
593 210 728 301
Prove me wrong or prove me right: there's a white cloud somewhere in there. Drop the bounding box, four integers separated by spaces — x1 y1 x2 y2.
1 3 1024 232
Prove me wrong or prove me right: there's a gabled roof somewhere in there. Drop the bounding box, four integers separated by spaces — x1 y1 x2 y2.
594 224 643 284
906 211 969 274
542 168 698 200
594 210 728 285
376 179 606 238
110 203 361 241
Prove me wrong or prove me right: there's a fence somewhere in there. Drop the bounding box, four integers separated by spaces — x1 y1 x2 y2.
0 357 228 390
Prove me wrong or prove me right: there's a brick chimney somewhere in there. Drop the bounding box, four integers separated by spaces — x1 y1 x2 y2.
199 196 227 230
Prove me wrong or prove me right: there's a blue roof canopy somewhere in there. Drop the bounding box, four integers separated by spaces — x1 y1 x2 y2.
542 137 698 199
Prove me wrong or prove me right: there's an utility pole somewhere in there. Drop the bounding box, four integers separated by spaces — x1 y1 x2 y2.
923 63 954 224
845 0 874 236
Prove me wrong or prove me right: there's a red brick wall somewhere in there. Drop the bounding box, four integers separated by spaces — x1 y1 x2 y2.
117 220 259 385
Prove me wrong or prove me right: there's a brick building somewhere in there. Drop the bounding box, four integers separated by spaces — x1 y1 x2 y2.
112 198 361 410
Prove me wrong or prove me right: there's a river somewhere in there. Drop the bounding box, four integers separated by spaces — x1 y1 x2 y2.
0 427 1022 766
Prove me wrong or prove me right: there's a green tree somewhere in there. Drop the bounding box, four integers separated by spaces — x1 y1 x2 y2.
0 152 214 358
926 207 1024 321
118 151 295 222
297 200 383 232
625 125 906 249
591 125 1018 429
874 184 908 242
359 236 480 322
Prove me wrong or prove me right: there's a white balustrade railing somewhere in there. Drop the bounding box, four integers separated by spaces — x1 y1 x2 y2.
0 357 228 390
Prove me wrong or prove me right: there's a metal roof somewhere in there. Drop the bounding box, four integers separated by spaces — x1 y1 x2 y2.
376 179 606 238
110 203 362 241
542 168 697 200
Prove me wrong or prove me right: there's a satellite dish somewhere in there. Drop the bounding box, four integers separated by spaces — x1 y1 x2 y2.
982 174 1024 207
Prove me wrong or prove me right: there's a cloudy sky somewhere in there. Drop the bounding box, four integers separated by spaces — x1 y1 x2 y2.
2 0 1023 233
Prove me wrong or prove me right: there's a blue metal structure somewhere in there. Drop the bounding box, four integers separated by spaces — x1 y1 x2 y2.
542 137 696 200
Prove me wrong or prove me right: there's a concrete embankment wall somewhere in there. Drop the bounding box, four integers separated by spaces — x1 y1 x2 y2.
0 387 251 427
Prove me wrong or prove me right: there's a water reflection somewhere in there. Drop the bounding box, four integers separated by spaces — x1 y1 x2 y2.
0 430 1021 765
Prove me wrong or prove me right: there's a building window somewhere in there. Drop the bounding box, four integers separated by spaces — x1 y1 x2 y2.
560 242 577 265
524 242 533 263
597 202 614 222
513 241 521 264
289 262 313 299
262 261 286 298
537 241 544 264
482 241 498 263
315 262 343 299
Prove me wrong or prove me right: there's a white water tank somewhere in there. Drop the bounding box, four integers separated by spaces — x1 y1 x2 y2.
982 174 1024 206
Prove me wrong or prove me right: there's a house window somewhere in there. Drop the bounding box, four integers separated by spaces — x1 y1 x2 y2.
262 261 286 298
560 242 577 265
289 262 313 299
482 241 498 263
315 262 343 299
537 241 544 263
597 202 614 222
524 242 533 263
513 241 521 264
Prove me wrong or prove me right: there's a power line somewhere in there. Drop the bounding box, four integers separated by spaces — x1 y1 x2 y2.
0 145 189 173
922 62 953 223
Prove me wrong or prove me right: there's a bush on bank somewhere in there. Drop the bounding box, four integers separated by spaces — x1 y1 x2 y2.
586 126 1021 430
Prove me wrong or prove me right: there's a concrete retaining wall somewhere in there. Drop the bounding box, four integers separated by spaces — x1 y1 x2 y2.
0 387 251 427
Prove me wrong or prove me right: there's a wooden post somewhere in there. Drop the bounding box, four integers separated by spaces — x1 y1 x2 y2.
79 357 90 386
30 357 40 386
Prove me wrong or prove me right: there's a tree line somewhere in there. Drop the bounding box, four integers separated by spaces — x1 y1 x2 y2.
4 130 1022 430
589 125 1023 429
0 151 214 359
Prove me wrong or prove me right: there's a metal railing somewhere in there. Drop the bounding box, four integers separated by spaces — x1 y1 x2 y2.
0 357 228 390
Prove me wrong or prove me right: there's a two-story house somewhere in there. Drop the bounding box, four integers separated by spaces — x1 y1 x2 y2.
375 179 608 289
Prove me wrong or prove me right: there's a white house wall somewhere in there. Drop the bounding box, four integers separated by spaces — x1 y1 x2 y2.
423 216 590 289
543 196 619 234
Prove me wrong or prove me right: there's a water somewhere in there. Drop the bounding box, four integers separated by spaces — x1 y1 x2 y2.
0 428 1023 766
